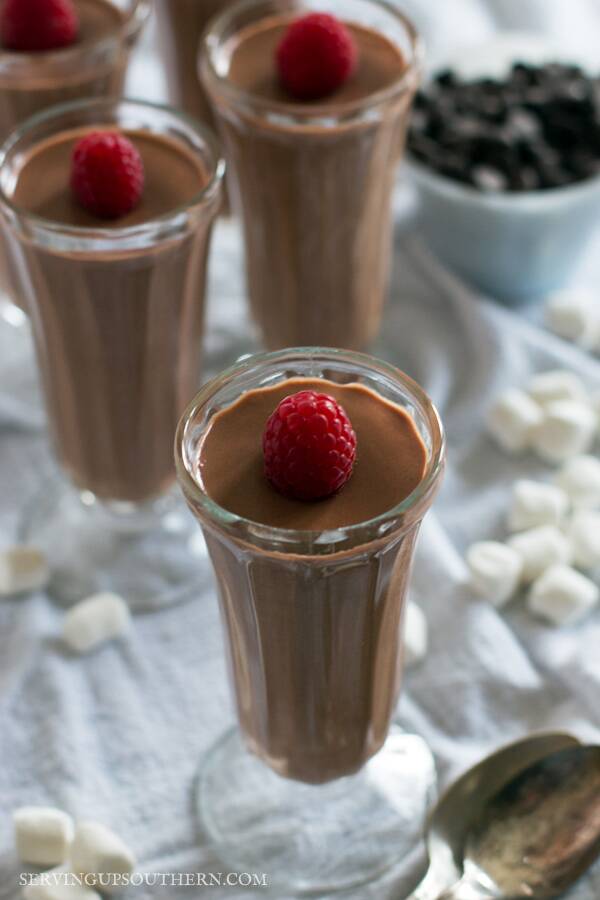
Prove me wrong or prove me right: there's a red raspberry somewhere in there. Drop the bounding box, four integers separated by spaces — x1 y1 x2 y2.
1 0 79 52
71 132 144 220
276 13 358 101
263 390 357 501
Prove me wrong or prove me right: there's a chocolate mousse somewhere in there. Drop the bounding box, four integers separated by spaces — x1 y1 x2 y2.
201 2 420 349
0 0 137 144
14 128 205 227
189 376 430 784
154 0 230 125
199 378 426 528
0 0 147 316
3 104 221 502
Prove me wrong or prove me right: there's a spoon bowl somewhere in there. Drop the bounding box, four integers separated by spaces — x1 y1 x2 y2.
408 732 581 900
464 744 600 898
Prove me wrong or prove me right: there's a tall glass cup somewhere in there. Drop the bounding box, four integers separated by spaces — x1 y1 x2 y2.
154 0 234 214
0 98 224 608
0 0 149 326
200 0 421 350
154 0 229 126
175 348 445 892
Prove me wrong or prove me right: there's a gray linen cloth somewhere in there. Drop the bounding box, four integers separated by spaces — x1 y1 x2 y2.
2 1 600 897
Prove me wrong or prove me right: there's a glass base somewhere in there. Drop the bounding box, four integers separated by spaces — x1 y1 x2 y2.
197 725 437 894
18 475 208 611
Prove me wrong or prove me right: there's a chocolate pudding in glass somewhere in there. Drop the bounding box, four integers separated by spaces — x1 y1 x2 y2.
175 347 444 891
0 0 149 324
0 97 223 607
154 0 229 125
200 0 421 350
154 0 234 214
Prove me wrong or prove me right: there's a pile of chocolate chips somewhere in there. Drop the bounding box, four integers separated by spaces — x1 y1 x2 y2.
408 62 600 192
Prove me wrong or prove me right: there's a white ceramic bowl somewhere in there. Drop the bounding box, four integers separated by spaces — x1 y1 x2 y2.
407 33 600 304
408 160 600 305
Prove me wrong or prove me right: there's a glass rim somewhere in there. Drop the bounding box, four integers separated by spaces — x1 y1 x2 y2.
175 347 445 549
0 0 150 75
0 96 225 247
199 0 423 126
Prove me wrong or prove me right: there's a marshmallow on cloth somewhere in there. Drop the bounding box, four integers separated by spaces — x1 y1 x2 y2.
531 401 597 463
507 480 569 532
566 511 600 569
467 541 523 607
527 370 588 407
486 388 543 453
544 288 599 350
71 822 135 890
555 455 600 509
0 546 49 596
63 593 130 654
404 601 427 667
528 564 599 626
23 875 100 900
508 526 572 582
14 807 73 866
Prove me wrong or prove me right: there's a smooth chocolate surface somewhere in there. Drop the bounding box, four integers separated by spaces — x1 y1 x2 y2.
199 377 427 529
13 127 208 227
227 15 406 104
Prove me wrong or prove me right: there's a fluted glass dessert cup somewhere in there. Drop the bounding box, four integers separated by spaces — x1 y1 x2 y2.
0 97 224 609
0 0 149 329
200 0 421 351
176 348 445 892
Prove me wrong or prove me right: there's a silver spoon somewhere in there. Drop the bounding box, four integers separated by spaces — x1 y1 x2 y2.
433 743 600 899
407 732 581 900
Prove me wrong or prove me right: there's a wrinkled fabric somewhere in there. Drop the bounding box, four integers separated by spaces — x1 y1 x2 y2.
1 2 600 898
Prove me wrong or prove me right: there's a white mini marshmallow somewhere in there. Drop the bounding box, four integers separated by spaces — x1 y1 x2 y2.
404 601 427 667
507 480 569 532
23 875 100 900
527 370 588 407
0 546 49 596
466 541 523 607
566 511 600 569
555 455 600 509
486 388 544 453
531 401 597 463
63 593 130 654
70 822 135 889
507 526 572 582
14 807 74 866
528 564 599 626
544 288 599 349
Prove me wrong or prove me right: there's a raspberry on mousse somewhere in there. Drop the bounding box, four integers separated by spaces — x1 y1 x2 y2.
71 131 145 219
263 390 357 501
0 0 79 52
276 12 358 101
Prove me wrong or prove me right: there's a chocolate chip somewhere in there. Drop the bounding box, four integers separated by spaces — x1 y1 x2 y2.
470 165 508 191
504 108 541 142
409 61 600 192
510 166 541 191
409 135 441 165
538 163 572 188
409 109 429 134
434 69 457 89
